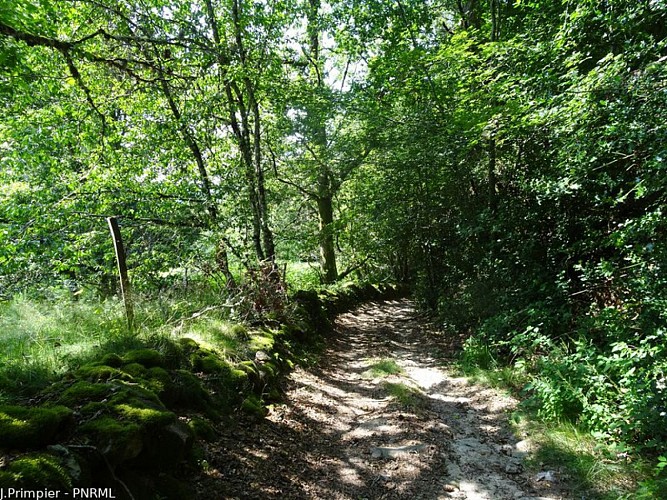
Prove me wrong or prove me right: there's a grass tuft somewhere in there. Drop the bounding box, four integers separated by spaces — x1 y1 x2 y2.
363 358 403 378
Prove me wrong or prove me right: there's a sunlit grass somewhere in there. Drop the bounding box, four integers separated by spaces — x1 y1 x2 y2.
282 261 320 291
383 381 423 408
462 359 657 499
0 291 244 402
0 297 127 398
363 358 403 378
459 364 528 393
513 417 642 499
179 317 247 358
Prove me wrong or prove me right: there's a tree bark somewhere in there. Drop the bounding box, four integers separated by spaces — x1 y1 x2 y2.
317 176 338 284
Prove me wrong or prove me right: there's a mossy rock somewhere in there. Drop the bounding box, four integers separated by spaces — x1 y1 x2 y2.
249 333 275 353
76 364 131 382
123 349 165 368
114 402 175 427
194 354 230 374
147 366 171 381
99 353 124 368
108 384 174 426
229 367 249 388
241 394 267 418
129 366 171 396
187 417 217 442
159 370 211 412
130 421 193 471
0 405 72 450
121 362 147 378
153 338 186 369
58 381 113 406
78 383 178 465
79 416 144 463
178 337 200 352
80 383 174 428
237 361 261 389
258 361 278 381
0 452 72 489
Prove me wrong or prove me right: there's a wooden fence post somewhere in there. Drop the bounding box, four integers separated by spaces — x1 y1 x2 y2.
107 216 135 333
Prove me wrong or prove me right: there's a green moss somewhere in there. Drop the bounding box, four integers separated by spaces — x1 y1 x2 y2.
121 362 147 377
0 453 72 488
78 382 172 427
237 361 261 389
0 405 72 449
259 361 278 380
241 395 267 418
107 383 164 412
80 401 106 415
58 381 112 406
230 368 249 386
160 370 211 411
147 366 170 381
79 416 143 463
197 354 229 374
123 349 165 368
187 417 217 442
249 333 275 353
126 366 170 395
99 353 124 368
76 364 129 382
178 337 200 351
115 403 175 427
143 366 170 392
149 337 185 369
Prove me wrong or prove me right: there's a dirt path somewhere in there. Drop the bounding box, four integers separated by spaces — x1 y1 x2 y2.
194 300 567 499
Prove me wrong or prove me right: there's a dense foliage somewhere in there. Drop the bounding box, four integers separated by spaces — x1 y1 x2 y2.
2 0 666 466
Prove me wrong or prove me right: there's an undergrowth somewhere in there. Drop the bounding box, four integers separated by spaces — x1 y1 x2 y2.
458 354 667 498
0 291 246 402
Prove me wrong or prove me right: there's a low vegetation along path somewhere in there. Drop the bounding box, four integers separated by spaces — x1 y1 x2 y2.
195 300 567 499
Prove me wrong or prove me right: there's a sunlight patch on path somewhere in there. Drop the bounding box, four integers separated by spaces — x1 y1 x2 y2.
404 365 447 389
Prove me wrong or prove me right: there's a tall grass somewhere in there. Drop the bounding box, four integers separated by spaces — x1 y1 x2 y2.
0 261 322 403
0 288 239 402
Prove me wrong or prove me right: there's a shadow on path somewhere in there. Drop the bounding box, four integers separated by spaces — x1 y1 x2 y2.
193 300 566 499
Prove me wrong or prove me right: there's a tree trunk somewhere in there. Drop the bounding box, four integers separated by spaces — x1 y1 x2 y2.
307 0 338 283
317 190 338 283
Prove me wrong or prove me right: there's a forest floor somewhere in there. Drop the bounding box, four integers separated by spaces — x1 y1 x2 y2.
192 299 571 499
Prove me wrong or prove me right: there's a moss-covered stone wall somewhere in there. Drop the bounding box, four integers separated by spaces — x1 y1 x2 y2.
0 284 402 499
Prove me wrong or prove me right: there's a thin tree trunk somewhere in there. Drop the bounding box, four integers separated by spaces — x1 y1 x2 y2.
317 188 338 283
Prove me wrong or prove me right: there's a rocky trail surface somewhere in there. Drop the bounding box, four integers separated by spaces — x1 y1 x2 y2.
193 300 569 499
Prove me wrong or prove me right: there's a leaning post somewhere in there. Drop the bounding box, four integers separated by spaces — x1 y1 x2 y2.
107 216 135 333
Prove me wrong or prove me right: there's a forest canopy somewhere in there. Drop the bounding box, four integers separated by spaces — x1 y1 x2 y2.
2 0 667 456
